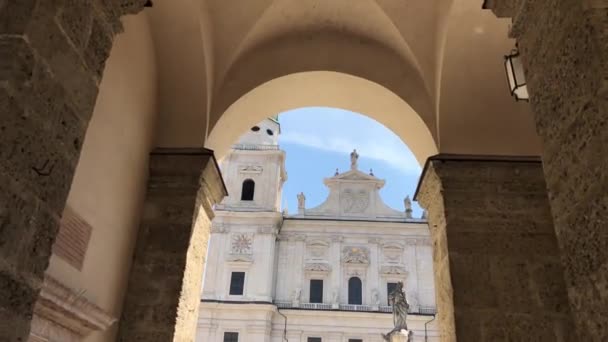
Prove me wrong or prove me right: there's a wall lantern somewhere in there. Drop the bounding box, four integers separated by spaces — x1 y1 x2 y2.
504 49 529 101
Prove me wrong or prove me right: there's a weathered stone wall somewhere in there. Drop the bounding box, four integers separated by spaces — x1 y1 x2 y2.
416 156 574 341
486 0 608 339
0 1 146 340
117 148 226 342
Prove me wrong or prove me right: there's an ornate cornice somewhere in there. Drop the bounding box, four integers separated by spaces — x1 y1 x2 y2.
32 276 116 337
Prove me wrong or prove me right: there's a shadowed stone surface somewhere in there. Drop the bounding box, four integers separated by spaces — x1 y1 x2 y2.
0 0 147 340
416 156 575 342
485 1 608 339
117 148 226 342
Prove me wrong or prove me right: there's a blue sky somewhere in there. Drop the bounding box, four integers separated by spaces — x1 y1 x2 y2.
277 107 424 217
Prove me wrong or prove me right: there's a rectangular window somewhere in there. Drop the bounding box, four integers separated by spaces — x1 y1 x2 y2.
224 332 239 342
348 339 363 342
309 279 323 303
307 338 322 342
387 282 398 305
229 272 245 295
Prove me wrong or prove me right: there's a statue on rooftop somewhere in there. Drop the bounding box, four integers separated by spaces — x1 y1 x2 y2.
350 149 359 170
297 192 306 209
404 196 413 219
382 281 412 341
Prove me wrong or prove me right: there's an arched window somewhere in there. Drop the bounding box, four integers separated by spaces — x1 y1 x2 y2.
241 179 255 201
348 277 362 305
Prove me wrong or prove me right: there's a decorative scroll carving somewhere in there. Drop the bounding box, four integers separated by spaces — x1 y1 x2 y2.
331 235 344 243
342 246 370 264
341 188 369 213
380 265 408 275
304 263 332 272
238 165 263 174
368 237 381 244
257 225 277 235
210 224 229 234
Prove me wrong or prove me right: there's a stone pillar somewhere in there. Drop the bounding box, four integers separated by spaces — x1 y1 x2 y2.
484 1 608 339
0 1 147 340
415 155 574 341
117 148 226 341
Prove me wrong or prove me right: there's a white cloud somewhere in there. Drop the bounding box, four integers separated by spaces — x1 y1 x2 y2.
280 131 421 174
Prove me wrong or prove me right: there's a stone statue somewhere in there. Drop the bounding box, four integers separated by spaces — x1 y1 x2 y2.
350 149 359 170
403 196 413 219
297 192 306 209
331 289 338 303
382 281 412 341
372 289 380 305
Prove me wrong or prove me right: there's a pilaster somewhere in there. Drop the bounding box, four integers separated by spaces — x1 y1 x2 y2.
415 155 574 341
117 148 226 341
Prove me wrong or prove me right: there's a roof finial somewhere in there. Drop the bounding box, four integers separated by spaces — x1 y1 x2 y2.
335 168 339 176
350 149 359 170
369 168 374 176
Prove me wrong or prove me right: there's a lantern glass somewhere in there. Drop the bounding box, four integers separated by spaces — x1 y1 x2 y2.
504 51 529 101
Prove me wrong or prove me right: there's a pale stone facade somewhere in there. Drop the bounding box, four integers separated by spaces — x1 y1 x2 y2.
197 119 439 342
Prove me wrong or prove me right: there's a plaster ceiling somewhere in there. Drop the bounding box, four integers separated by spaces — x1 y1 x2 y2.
145 0 541 159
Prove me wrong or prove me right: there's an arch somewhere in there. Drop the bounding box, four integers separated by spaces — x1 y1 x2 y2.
206 71 438 165
348 277 363 305
240 179 255 201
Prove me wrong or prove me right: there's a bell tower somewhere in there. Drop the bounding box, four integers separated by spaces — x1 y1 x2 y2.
202 117 285 304
215 117 287 212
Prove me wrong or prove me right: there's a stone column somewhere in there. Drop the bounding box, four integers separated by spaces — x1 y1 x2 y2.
484 1 608 339
117 148 226 341
0 1 148 340
415 155 574 341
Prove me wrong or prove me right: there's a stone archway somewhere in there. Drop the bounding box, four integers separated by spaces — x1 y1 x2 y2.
206 71 438 165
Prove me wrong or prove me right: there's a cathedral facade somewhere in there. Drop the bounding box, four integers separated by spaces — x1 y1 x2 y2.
197 119 439 342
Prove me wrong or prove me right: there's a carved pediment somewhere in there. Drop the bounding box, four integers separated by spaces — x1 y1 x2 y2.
342 246 370 264
382 242 404 264
306 240 329 260
380 265 408 275
226 254 253 263
238 165 263 174
304 263 332 273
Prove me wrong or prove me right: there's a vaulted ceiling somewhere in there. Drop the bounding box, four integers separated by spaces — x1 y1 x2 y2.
143 0 540 159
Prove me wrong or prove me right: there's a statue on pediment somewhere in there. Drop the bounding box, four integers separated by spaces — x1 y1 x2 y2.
404 196 413 219
350 149 359 170
297 192 306 209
